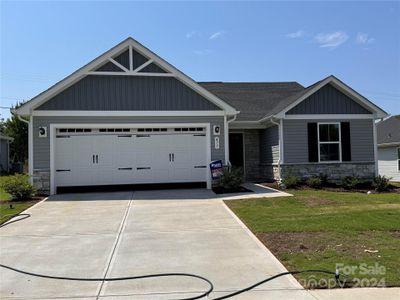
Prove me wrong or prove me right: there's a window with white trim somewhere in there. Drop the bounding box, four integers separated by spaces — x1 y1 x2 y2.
318 123 341 162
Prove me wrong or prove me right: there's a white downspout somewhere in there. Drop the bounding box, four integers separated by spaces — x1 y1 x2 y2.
270 116 282 182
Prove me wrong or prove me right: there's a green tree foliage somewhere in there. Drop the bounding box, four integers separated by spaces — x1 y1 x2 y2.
2 102 28 163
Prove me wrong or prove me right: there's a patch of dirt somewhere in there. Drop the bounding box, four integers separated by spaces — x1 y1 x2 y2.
388 230 400 238
257 232 331 254
301 196 336 207
256 232 373 256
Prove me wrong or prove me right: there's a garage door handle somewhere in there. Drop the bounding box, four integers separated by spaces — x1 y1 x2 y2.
92 155 95 163
137 167 151 170
118 167 132 170
194 166 206 168
96 155 98 164
56 169 71 172
172 153 174 162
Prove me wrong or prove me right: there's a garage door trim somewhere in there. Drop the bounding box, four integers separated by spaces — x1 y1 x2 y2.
49 123 211 194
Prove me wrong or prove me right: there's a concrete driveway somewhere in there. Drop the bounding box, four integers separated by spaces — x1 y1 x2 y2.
0 189 314 299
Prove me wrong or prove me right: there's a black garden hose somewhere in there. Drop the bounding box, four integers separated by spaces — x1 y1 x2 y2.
0 263 214 300
0 213 31 228
0 213 348 299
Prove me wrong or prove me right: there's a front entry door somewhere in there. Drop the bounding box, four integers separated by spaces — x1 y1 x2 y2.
229 133 244 168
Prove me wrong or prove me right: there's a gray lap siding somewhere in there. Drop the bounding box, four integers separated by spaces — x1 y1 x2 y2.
283 119 374 164
281 119 375 181
32 116 225 170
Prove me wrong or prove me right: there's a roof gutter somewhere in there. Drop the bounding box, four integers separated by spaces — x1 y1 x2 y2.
12 109 30 125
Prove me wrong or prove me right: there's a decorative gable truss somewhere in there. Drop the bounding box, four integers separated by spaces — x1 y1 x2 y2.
89 45 172 77
15 38 238 116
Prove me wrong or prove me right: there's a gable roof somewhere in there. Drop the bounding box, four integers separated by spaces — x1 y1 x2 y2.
199 82 305 121
377 116 400 145
201 75 388 122
15 37 238 116
273 75 387 119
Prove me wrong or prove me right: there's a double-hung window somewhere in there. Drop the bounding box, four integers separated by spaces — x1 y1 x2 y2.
318 123 341 162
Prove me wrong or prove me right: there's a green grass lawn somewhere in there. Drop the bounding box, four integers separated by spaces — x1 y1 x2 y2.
225 189 400 288
0 175 39 224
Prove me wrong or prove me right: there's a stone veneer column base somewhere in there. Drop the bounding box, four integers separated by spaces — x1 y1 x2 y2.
280 162 375 182
32 169 50 195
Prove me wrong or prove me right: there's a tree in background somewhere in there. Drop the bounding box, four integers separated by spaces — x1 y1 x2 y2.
2 102 28 163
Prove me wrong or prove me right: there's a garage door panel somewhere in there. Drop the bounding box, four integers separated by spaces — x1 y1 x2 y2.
55 127 208 189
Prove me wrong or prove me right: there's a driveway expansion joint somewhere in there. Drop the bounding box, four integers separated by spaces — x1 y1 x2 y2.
95 191 134 299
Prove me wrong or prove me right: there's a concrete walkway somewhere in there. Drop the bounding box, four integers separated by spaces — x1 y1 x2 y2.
0 189 398 299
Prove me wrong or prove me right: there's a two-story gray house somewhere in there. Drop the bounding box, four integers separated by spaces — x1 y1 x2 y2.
15 37 387 194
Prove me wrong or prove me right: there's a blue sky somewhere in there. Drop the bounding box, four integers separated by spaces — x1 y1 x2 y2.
1 1 399 119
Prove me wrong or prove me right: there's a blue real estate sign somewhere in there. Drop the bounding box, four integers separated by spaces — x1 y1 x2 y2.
210 160 224 179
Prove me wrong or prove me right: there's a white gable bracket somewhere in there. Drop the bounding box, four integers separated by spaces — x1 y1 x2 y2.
15 37 238 116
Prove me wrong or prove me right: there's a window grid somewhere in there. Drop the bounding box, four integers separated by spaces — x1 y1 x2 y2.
317 122 342 163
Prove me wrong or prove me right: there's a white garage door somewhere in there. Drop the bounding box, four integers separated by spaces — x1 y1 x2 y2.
54 126 207 188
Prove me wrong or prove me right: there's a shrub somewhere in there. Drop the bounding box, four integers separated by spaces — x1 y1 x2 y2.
372 175 391 192
318 174 329 186
217 167 244 191
306 176 322 189
1 174 36 200
340 176 359 190
282 175 300 189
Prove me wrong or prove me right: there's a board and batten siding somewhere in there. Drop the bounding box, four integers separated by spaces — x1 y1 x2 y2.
36 75 221 111
287 84 372 115
260 126 279 164
32 116 225 170
378 146 400 181
283 119 374 164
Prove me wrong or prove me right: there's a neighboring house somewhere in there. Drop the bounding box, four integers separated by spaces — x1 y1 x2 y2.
14 37 387 194
377 116 400 182
0 134 13 173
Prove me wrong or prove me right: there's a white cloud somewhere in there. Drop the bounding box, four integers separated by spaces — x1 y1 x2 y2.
285 30 305 38
209 31 225 40
314 31 349 48
356 32 375 45
185 31 199 39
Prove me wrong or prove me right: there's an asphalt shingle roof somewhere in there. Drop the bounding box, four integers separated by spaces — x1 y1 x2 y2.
199 81 307 121
377 116 400 145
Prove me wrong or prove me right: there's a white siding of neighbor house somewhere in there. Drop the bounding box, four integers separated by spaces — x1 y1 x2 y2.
378 146 400 181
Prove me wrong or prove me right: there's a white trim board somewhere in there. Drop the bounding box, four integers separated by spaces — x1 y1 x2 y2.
283 114 375 120
16 37 238 116
32 110 226 117
49 122 212 194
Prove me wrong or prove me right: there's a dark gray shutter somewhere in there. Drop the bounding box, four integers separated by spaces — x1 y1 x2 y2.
307 123 318 162
341 122 351 161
